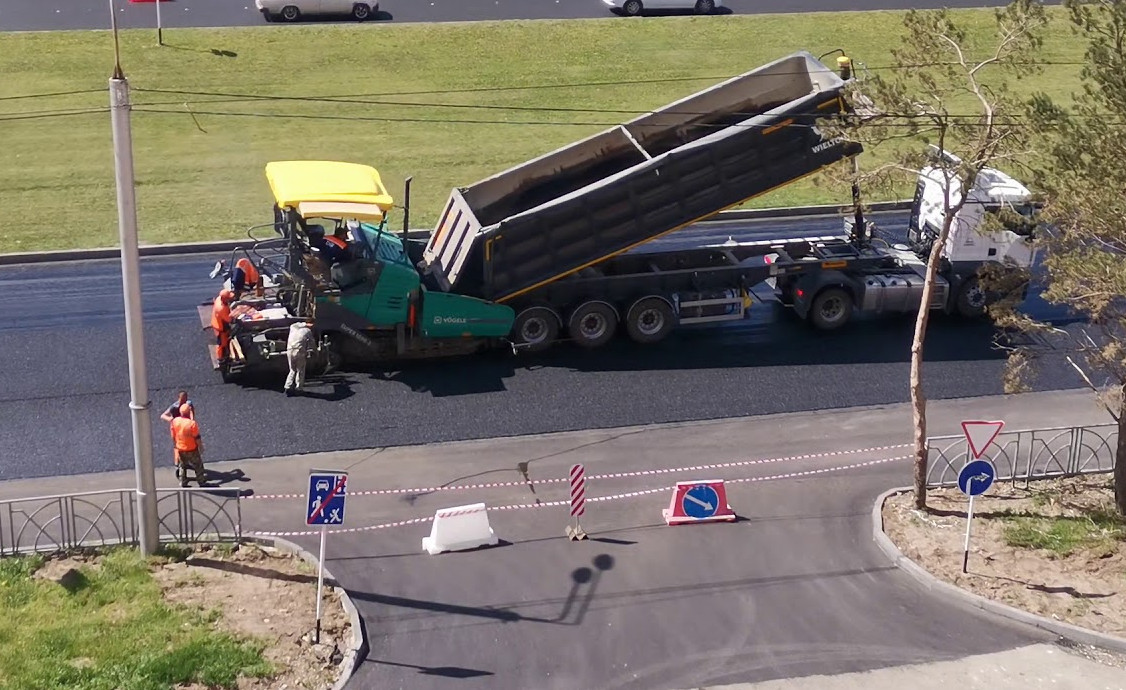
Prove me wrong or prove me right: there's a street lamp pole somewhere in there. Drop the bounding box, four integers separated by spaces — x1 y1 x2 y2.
109 0 159 556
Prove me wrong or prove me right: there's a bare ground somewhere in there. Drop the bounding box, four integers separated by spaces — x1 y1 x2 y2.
883 474 1126 640
35 542 353 690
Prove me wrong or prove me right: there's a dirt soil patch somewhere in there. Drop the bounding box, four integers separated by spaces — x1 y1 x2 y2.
34 542 353 690
883 474 1126 639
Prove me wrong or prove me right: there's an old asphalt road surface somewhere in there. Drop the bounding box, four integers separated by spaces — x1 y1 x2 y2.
0 389 1113 688
0 212 1083 482
2 0 1044 32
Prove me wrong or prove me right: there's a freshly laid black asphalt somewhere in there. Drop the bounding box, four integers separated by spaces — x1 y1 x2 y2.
1 0 1041 32
0 212 1081 482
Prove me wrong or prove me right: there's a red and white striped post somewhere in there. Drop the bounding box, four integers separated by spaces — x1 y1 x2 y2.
567 464 588 541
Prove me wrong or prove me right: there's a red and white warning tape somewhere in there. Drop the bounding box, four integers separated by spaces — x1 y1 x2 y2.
243 443 911 501
244 454 910 538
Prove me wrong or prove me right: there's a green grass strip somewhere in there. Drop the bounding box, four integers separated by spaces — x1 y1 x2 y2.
0 11 1086 253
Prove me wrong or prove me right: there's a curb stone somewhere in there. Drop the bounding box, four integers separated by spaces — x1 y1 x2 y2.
0 201 912 265
243 536 367 690
871 486 1126 655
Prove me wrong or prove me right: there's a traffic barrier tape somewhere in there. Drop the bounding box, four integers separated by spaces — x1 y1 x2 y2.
243 455 910 538
243 443 912 501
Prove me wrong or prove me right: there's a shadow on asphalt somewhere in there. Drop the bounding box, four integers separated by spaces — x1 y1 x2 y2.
367 659 493 679
348 554 616 627
349 564 898 635
356 314 1030 399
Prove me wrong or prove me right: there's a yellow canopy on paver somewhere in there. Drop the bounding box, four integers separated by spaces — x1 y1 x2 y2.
265 160 395 222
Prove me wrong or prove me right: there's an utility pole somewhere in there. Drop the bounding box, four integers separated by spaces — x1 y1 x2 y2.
109 0 159 555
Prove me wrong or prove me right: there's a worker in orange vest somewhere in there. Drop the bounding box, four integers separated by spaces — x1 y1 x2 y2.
230 257 262 300
211 289 235 363
170 403 206 487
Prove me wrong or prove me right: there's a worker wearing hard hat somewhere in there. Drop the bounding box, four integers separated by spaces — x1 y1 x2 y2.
284 318 316 397
230 257 263 300
170 403 206 487
211 289 235 363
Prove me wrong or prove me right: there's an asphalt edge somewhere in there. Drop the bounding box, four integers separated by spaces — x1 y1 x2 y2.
243 535 367 690
0 201 911 266
871 486 1126 655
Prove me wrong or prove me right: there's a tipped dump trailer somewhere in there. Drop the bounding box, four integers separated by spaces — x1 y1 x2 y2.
421 51 862 306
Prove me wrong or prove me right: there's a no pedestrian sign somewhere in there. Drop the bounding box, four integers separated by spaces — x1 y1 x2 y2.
306 470 348 526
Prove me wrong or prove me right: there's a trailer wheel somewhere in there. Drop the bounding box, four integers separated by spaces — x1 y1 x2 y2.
694 0 715 13
352 3 372 20
622 0 643 15
513 307 560 352
955 277 988 318
568 302 617 349
280 5 300 21
809 287 853 331
625 297 675 344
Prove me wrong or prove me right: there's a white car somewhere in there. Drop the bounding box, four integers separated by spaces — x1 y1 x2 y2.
256 0 379 22
603 0 722 15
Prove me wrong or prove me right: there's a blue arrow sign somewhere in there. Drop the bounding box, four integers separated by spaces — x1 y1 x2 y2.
682 484 720 519
307 471 348 526
957 460 995 497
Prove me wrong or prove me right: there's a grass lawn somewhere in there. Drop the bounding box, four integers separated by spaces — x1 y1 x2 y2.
0 10 1087 253
0 548 271 690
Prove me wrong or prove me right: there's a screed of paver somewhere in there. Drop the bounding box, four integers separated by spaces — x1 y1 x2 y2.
688 644 1126 690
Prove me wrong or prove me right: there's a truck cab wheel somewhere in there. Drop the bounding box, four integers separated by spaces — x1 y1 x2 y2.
568 301 618 349
625 297 675 344
809 287 853 331
956 277 988 318
513 307 560 352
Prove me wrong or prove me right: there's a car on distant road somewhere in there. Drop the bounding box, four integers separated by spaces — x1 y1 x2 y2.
255 0 378 22
604 0 722 15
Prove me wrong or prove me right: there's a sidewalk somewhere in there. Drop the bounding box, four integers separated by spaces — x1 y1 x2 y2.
692 644 1126 690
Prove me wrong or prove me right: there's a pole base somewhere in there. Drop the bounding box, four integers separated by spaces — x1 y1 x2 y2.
566 524 588 541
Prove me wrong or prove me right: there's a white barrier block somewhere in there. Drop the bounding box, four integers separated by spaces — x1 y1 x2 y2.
422 502 499 555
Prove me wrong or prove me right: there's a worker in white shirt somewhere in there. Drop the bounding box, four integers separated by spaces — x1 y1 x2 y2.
285 319 316 396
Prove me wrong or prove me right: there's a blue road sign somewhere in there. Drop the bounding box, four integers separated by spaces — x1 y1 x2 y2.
957 460 996 497
682 484 720 519
307 471 348 526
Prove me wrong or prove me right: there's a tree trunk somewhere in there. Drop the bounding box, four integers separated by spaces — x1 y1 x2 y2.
1116 407 1126 516
911 232 949 511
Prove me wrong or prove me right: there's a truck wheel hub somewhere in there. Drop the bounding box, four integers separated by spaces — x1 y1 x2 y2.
637 308 664 336
579 314 607 339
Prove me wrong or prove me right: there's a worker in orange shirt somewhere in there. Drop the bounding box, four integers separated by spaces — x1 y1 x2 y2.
170 403 206 487
230 257 263 300
211 289 235 363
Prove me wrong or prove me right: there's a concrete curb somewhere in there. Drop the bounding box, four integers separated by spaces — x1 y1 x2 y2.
243 535 366 690
871 486 1126 655
0 200 912 266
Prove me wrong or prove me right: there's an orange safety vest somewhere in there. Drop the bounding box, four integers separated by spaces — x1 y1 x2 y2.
171 417 200 452
235 258 260 286
211 295 231 332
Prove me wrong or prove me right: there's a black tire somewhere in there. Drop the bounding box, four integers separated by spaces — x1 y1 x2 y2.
809 287 853 331
625 297 675 344
352 3 371 20
512 307 560 353
956 277 988 318
694 0 715 13
623 0 642 16
280 5 300 21
568 302 618 349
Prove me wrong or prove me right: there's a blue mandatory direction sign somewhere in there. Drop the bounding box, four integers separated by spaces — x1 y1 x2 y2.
957 460 996 497
306 471 348 526
682 484 720 519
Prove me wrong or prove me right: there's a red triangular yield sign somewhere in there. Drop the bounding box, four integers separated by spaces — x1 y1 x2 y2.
961 420 1005 459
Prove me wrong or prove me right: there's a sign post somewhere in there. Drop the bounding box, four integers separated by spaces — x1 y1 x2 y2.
566 464 588 541
306 469 348 644
956 419 1003 574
